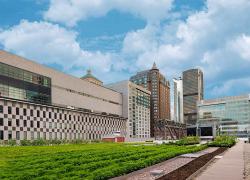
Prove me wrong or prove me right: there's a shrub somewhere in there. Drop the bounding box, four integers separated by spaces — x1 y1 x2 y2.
176 136 200 146
31 139 47 146
20 139 32 146
208 136 236 147
8 139 17 146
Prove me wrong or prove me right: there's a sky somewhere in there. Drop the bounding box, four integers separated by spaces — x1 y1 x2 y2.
0 0 250 99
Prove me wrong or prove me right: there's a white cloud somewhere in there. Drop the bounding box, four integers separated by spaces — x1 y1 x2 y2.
44 0 173 26
1 0 250 98
210 77 250 97
231 34 250 61
0 20 116 77
121 0 250 96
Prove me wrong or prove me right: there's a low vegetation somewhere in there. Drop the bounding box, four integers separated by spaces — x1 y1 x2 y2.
175 136 200 145
0 143 206 180
0 139 101 146
208 136 236 147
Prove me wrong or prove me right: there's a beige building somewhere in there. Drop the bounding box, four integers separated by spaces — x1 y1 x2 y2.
81 69 103 86
107 81 151 138
0 50 126 142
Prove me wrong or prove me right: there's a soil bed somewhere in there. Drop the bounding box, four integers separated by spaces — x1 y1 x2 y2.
158 147 227 180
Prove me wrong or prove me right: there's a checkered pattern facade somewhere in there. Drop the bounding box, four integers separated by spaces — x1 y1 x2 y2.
0 98 127 142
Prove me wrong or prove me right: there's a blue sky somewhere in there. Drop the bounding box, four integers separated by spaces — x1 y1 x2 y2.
0 0 250 99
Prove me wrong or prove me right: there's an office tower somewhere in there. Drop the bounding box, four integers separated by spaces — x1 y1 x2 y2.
130 63 170 137
183 69 204 125
197 94 250 137
0 50 126 142
107 81 151 138
173 77 184 123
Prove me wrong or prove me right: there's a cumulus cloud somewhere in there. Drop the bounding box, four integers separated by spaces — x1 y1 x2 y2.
1 0 250 98
0 20 118 79
44 0 173 26
120 0 250 97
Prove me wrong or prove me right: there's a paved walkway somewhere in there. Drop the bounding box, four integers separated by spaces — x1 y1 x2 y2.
244 142 250 179
195 141 245 180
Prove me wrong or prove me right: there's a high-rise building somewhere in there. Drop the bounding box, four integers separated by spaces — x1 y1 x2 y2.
183 69 204 125
197 94 250 138
107 81 151 138
0 50 126 142
130 63 170 137
173 78 184 123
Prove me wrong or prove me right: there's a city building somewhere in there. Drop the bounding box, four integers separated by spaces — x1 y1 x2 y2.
81 69 103 86
107 81 151 138
173 77 184 123
197 94 250 138
0 50 127 142
154 119 186 140
130 63 170 137
183 69 204 125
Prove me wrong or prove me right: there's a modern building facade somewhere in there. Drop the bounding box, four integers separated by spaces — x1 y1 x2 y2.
0 50 127 142
197 94 250 138
107 81 151 138
173 78 184 123
183 69 204 125
130 63 170 137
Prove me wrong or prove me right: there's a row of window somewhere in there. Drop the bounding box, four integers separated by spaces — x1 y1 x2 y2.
0 105 122 125
0 130 103 140
0 62 51 87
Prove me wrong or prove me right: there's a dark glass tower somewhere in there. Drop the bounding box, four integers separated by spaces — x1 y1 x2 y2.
183 69 204 125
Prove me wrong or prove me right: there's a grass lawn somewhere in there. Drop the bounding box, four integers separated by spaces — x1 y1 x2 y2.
0 143 206 180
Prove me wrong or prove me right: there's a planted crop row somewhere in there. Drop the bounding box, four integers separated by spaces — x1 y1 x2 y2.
0 143 206 180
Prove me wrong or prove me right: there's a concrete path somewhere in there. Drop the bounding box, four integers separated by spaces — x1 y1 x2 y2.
195 141 244 180
244 142 250 179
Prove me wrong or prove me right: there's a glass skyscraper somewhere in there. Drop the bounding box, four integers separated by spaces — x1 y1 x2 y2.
183 69 204 125
197 94 250 137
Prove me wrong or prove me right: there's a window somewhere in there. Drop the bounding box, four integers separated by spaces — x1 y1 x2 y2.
8 107 11 114
8 119 12 126
31 132 34 140
0 130 3 140
30 121 33 128
8 131 12 140
43 111 46 118
23 109 27 116
30 110 33 116
37 110 40 117
0 118 3 126
43 122 46 128
16 119 20 127
16 131 20 140
37 121 40 128
16 107 19 115
24 120 27 127
0 105 3 113
49 112 51 118
37 132 40 139
24 131 27 139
